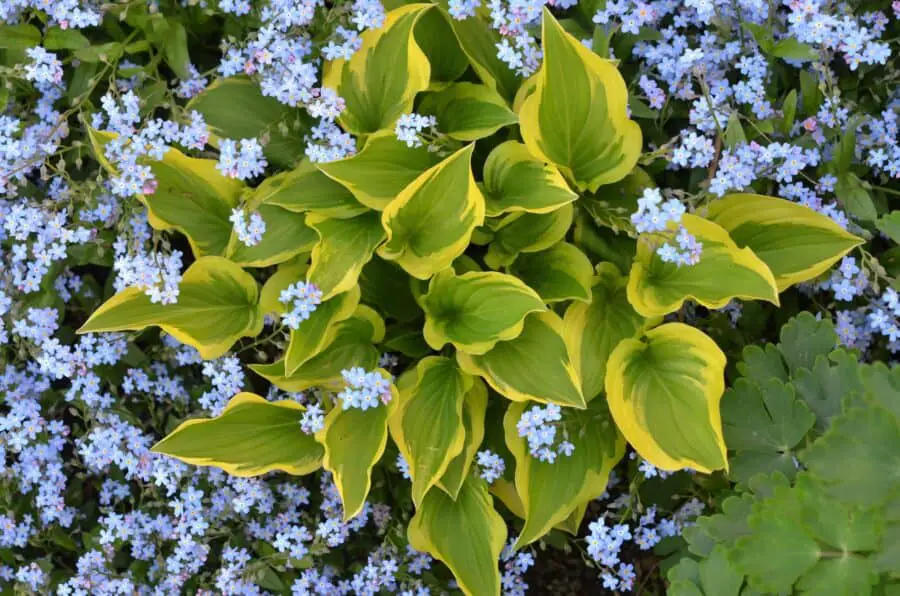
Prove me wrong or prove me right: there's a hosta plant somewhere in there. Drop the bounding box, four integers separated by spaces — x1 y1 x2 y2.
72 6 867 595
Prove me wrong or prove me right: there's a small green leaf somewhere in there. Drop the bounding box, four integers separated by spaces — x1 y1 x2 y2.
771 38 818 61
877 211 900 243
836 174 877 222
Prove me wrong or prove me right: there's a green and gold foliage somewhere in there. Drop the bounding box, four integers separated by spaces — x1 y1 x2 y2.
78 7 866 594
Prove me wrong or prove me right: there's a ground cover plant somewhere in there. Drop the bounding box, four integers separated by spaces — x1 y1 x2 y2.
0 0 898 593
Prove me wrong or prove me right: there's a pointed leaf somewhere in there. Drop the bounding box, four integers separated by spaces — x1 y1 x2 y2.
481 141 577 217
379 143 485 279
316 132 440 210
627 214 780 318
252 309 382 392
423 269 546 355
605 323 728 473
438 378 488 498
414 8 469 85
389 357 471 506
78 257 262 360
322 4 432 135
307 211 386 300
285 286 361 375
318 372 398 519
152 393 323 476
518 9 641 192
503 399 624 547
254 160 368 218
457 311 586 408
706 194 864 291
408 476 506 596
564 263 657 401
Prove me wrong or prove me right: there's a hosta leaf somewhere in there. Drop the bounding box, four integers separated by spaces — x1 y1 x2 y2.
510 242 593 304
438 378 488 498
419 82 517 140
307 211 386 301
318 372 398 519
627 214 780 318
408 476 506 596
800 404 900 508
88 129 243 258
152 393 322 476
484 203 574 268
389 357 471 506
187 76 306 168
251 309 382 392
422 269 546 355
323 4 432 135
706 194 864 291
316 132 440 210
379 143 485 279
457 311 586 409
503 399 624 547
79 257 262 360
435 3 520 101
481 141 577 217
518 9 641 192
721 378 815 483
564 263 657 401
225 204 317 268
414 8 468 86
253 160 368 219
285 287 361 375
605 323 728 473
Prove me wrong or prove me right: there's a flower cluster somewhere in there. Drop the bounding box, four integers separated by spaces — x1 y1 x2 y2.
476 449 506 484
216 138 268 180
279 281 324 329
229 207 267 247
516 403 574 462
395 113 437 148
631 188 702 266
337 367 392 410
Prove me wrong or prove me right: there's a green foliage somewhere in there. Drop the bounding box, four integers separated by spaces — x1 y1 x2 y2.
77 8 870 593
669 313 900 595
